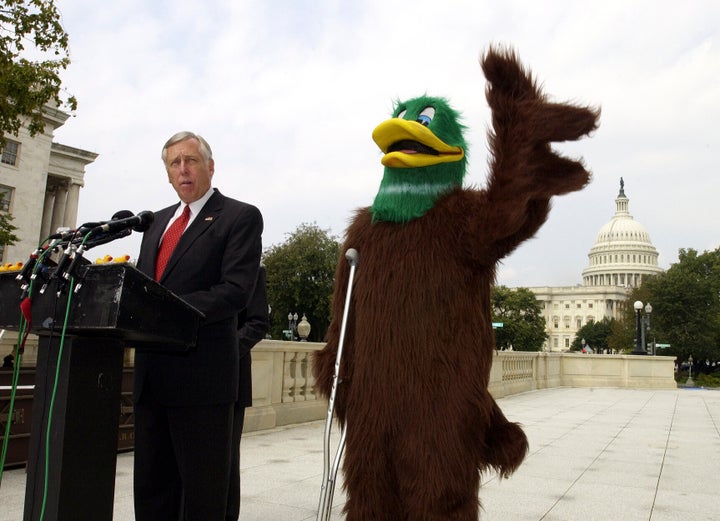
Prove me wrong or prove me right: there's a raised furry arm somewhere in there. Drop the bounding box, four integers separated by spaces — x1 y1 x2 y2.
478 45 600 261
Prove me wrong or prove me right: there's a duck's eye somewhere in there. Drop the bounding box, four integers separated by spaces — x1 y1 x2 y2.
417 106 435 126
396 109 407 119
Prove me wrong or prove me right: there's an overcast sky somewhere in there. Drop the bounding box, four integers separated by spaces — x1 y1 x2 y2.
51 0 719 288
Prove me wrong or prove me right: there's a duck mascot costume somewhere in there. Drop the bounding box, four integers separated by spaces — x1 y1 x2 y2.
314 45 600 520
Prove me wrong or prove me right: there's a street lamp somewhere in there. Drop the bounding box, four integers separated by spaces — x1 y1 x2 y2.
287 312 299 341
686 355 694 386
632 301 652 355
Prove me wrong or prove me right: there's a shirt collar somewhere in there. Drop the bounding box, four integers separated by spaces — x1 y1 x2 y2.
175 187 215 220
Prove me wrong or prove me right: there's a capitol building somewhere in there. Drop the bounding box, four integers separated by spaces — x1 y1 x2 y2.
527 179 664 352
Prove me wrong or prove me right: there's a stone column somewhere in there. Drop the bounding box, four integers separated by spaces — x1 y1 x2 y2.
49 181 68 233
63 181 81 228
40 186 56 240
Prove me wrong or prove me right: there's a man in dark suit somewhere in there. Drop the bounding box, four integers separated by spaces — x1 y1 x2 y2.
133 131 263 521
226 265 269 521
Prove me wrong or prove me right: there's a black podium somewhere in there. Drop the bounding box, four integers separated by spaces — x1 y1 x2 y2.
0 263 203 521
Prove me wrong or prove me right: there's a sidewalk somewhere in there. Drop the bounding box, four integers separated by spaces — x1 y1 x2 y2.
1 387 718 520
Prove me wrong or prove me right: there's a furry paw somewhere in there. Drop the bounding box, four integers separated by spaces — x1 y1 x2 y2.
484 421 529 478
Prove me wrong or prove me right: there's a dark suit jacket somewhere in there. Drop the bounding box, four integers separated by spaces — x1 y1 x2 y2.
133 189 263 407
237 266 269 407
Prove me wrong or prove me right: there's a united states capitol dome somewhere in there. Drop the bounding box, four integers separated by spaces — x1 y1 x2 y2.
582 179 663 288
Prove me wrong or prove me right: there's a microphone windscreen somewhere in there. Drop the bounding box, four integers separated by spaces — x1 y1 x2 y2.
111 210 134 220
132 211 155 232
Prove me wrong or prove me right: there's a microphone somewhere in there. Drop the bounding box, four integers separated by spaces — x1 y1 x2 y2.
53 211 138 287
80 210 153 251
45 227 75 242
80 210 135 249
44 214 124 249
15 250 40 284
48 243 74 295
63 210 134 279
94 210 154 234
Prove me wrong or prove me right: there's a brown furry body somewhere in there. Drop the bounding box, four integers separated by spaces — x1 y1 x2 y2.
314 47 600 521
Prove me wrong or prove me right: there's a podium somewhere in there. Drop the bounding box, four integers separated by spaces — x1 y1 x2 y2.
0 263 203 521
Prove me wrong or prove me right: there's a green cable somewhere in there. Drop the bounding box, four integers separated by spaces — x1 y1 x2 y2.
0 322 26 486
1 243 52 482
0 243 46 485
38 276 75 521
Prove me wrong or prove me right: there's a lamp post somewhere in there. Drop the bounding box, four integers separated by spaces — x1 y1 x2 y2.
632 301 652 355
686 355 694 386
287 312 298 341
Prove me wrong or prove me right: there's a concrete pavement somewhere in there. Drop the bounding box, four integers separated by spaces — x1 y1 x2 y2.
1 387 718 520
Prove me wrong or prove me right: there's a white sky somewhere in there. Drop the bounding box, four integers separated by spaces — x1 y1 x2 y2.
51 0 719 287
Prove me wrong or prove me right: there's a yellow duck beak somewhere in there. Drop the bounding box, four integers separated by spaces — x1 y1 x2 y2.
372 118 464 168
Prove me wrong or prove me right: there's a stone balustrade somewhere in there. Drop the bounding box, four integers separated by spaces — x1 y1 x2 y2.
244 340 677 433
244 340 327 432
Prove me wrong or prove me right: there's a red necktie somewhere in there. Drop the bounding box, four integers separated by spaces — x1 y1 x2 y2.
155 205 190 280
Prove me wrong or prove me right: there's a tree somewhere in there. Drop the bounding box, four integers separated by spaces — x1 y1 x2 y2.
491 286 547 351
646 248 720 363
608 248 720 362
0 0 76 146
0 192 19 250
607 312 635 354
570 318 616 353
263 223 340 342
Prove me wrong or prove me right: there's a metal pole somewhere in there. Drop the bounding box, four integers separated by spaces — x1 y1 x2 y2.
634 308 643 354
640 316 646 354
317 248 359 521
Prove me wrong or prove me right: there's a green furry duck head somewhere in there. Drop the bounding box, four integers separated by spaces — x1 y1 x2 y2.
370 95 468 223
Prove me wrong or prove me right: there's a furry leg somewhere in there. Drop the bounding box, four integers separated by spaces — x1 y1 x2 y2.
392 421 483 521
342 434 403 521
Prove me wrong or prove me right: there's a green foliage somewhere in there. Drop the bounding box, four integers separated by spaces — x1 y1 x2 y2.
570 318 616 352
650 248 720 362
0 193 19 248
607 315 633 354
0 0 76 146
695 372 720 388
262 223 340 342
608 247 720 361
491 286 547 351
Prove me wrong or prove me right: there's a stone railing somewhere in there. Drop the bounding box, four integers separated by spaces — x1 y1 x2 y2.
244 341 677 433
244 340 327 432
487 351 677 399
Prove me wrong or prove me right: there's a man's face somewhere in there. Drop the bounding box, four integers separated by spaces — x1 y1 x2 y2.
165 138 214 203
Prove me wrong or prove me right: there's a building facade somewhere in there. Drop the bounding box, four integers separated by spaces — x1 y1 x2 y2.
0 107 97 263
528 179 664 352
